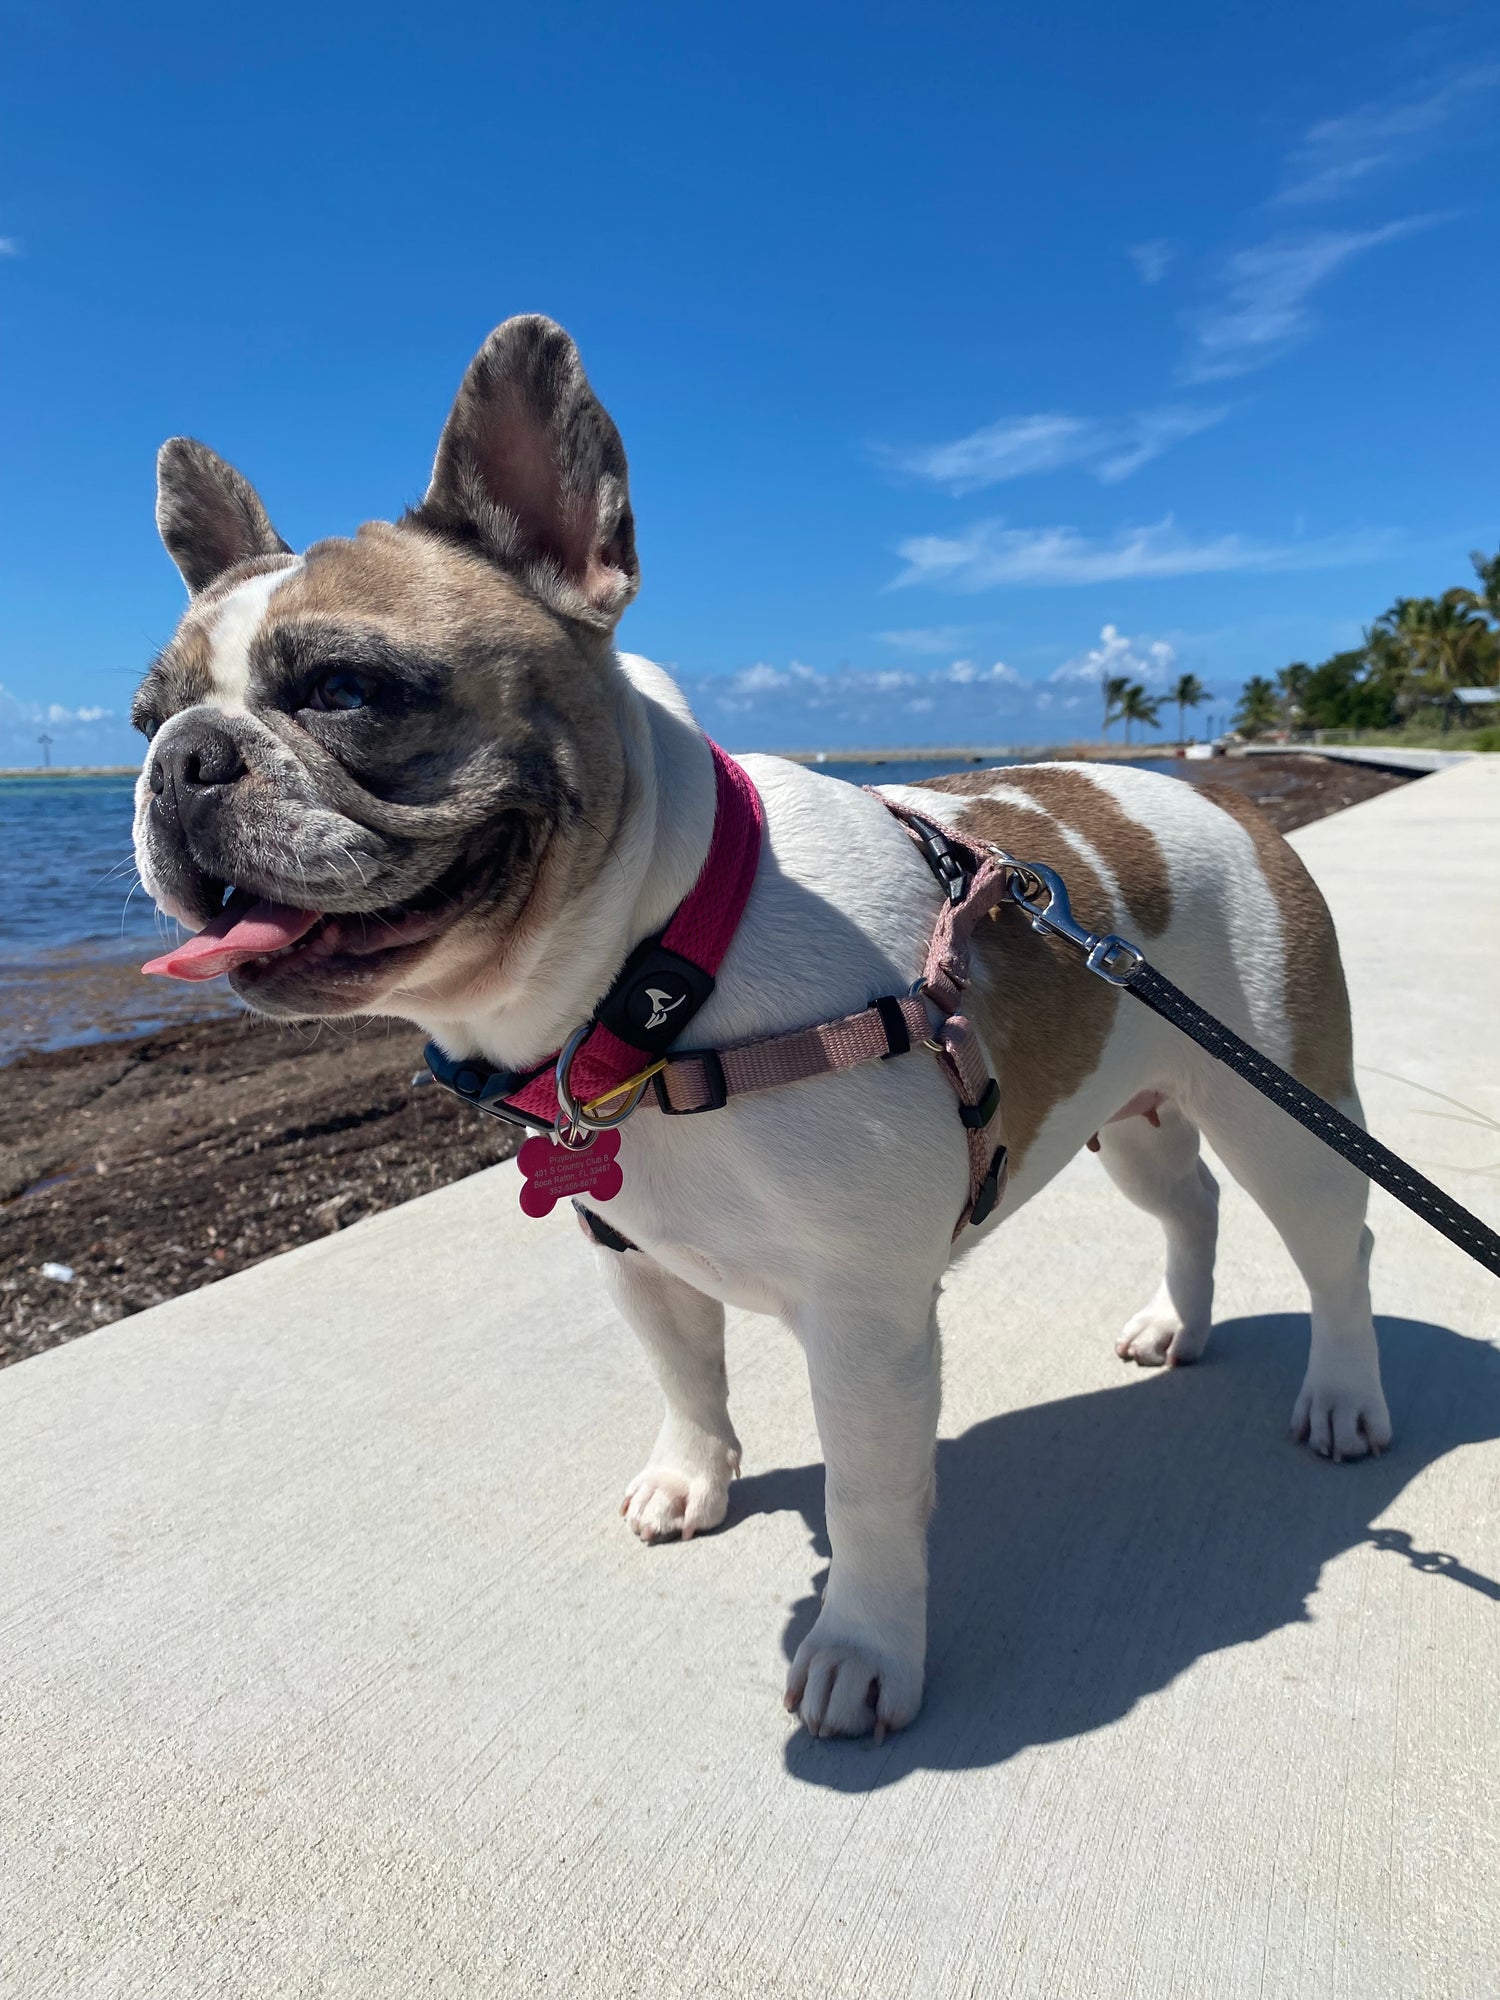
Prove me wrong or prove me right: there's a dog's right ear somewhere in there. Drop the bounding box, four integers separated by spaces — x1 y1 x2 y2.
409 315 639 630
156 438 292 596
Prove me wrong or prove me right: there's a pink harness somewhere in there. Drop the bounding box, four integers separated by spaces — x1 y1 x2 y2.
425 745 1010 1234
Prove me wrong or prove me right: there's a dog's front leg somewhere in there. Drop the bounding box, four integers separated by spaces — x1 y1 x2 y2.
598 1246 742 1542
786 1286 940 1739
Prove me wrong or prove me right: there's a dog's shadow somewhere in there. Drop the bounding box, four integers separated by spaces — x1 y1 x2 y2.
726 1314 1500 1792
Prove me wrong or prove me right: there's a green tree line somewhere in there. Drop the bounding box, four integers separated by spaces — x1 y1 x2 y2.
1234 544 1500 738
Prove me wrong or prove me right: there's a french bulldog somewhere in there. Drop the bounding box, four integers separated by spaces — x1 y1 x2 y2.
132 315 1390 1739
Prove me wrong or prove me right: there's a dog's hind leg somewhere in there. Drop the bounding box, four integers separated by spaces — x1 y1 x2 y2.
1194 1081 1391 1460
1095 1099 1220 1367
595 1245 742 1541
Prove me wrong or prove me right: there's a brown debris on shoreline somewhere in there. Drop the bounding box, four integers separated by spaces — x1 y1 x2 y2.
0 753 1409 1367
1175 749 1407 833
1 1018 517 1367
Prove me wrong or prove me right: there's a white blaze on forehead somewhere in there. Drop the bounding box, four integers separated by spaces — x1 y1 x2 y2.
205 559 304 710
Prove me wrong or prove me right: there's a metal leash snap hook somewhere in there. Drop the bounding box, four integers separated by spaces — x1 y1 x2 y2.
1008 861 1143 987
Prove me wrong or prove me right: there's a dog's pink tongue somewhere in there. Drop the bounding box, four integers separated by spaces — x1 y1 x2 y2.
142 895 321 982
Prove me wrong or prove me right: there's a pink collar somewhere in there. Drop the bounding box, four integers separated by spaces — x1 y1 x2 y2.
424 740 763 1129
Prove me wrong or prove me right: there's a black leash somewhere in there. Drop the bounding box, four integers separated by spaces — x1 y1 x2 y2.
1005 859 1500 1281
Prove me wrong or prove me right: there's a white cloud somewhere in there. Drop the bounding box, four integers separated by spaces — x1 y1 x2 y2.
681 642 1183 750
876 625 974 654
732 663 791 694
0 682 132 766
884 403 1226 493
1051 624 1177 689
0 237 19 257
889 514 1398 592
1128 239 1176 284
1278 68 1500 206
47 702 108 724
942 658 1024 686
1180 221 1434 382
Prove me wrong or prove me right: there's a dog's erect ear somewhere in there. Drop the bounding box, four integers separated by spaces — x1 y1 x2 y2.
156 439 292 596
410 315 639 629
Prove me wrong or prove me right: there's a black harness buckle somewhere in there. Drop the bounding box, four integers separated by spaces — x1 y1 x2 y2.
906 814 972 906
422 1041 545 1130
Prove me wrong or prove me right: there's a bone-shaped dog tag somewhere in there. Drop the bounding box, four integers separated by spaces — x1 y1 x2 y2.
517 1128 624 1218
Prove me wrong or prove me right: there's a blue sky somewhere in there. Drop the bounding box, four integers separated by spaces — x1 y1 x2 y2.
2 0 1497 763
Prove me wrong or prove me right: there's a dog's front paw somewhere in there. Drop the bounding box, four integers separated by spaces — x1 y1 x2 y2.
621 1420 740 1542
785 1610 924 1740
1116 1281 1209 1368
1292 1369 1392 1461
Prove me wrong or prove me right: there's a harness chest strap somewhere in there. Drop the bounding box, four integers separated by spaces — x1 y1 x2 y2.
428 755 1012 1234
607 798 1011 1232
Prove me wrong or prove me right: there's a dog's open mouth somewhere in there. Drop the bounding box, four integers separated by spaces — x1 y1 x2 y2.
142 857 483 993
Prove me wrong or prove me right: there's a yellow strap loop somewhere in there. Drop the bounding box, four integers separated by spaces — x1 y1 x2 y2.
581 1057 668 1118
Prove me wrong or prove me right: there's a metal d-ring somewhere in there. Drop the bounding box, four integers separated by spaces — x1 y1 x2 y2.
554 1025 655 1136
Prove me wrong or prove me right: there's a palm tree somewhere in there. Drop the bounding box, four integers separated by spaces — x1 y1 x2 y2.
1235 675 1279 738
1168 671 1209 745
1424 589 1494 685
1276 663 1310 731
1117 682 1161 744
1101 673 1132 741
1470 545 1500 623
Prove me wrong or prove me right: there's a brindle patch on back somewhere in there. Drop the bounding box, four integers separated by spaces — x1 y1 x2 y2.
989 764 1173 937
1200 784 1354 1100
912 778 1122 1173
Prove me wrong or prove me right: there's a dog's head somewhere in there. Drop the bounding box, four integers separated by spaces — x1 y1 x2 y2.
132 315 640 1020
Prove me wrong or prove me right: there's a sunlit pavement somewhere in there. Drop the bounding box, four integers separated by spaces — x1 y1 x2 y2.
3 759 1496 1998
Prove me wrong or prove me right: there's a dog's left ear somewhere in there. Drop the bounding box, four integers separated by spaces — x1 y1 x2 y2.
410 315 639 629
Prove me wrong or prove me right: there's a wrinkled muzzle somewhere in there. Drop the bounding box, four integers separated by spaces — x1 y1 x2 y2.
135 704 429 928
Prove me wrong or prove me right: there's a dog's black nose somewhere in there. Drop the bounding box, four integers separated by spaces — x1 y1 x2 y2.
151 714 247 800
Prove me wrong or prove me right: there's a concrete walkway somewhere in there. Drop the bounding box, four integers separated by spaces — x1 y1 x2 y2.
1241 741 1481 773
3 761 1497 1999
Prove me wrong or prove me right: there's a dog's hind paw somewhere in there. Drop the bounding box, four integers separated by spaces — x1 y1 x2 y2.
621 1424 740 1543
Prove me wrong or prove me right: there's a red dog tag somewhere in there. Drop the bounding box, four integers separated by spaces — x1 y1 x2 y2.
517 1128 624 1218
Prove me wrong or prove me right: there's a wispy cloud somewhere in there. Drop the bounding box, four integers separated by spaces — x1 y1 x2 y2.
0 237 19 257
0 682 129 765
703 656 1026 718
679 635 1200 750
883 403 1227 493
0 683 115 728
1127 239 1176 285
1181 220 1434 382
889 515 1397 592
876 625 975 654
1279 67 1500 206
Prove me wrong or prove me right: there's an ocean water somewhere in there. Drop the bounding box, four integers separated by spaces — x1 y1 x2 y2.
0 774 238 1058
0 754 1188 1058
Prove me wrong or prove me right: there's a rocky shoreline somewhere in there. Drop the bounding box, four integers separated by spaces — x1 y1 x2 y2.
0 753 1408 1367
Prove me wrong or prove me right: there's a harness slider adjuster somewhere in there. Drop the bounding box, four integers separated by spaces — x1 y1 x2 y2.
959 1076 1001 1130
653 1050 728 1116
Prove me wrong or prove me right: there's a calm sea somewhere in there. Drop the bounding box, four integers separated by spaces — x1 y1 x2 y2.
0 755 1186 1059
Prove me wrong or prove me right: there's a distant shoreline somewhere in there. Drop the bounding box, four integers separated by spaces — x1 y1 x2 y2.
0 765 137 779
770 742 1183 766
2 746 1180 779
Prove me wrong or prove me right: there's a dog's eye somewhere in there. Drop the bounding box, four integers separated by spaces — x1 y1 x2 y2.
305 668 373 713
